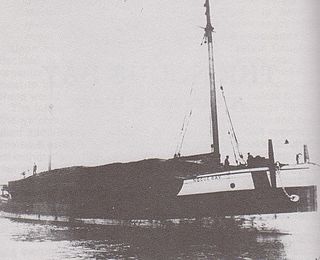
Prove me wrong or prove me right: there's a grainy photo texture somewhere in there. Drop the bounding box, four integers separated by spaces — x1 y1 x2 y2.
0 0 319 259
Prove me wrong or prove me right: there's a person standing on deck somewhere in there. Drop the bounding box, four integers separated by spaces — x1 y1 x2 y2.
247 153 254 167
296 153 302 164
239 154 246 166
33 163 37 175
224 155 230 168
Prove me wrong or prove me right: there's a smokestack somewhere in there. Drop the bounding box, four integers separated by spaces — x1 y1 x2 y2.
303 145 309 163
268 139 276 188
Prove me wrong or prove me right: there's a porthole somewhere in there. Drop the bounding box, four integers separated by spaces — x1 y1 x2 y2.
230 183 235 189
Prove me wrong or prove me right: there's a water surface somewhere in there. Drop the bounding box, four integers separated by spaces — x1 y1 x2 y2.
0 213 318 259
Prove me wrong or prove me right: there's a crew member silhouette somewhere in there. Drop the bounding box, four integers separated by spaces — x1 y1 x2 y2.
224 155 230 168
296 153 302 164
33 163 37 175
247 152 254 166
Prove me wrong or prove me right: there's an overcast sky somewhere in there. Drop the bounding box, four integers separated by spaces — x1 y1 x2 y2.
0 0 319 183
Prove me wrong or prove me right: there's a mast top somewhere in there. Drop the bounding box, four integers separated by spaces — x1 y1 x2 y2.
204 0 214 43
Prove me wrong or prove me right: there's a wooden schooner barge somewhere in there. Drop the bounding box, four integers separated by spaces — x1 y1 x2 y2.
0 0 317 223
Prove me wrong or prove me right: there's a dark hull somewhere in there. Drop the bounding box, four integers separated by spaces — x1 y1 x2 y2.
1 186 316 220
176 186 317 217
1 156 317 220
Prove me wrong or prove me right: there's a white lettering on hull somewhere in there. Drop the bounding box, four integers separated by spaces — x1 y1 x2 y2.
178 171 255 196
177 164 318 196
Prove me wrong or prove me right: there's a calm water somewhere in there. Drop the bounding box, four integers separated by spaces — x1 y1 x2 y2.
0 213 318 260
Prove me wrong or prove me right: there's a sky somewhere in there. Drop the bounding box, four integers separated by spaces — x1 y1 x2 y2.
0 0 319 183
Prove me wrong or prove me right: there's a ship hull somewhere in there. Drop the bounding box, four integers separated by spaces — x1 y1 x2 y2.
0 159 318 222
0 185 316 221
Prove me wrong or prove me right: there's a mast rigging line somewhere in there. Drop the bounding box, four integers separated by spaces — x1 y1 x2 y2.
220 85 243 164
228 130 239 165
174 88 194 157
176 109 193 156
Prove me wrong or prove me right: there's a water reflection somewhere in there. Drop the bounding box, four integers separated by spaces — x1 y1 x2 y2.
5 218 288 259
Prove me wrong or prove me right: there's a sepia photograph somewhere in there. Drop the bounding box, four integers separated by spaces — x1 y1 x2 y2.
0 0 319 259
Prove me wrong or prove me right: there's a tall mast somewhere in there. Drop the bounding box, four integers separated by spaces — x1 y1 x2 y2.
204 0 220 162
42 65 54 172
46 67 54 172
48 103 53 171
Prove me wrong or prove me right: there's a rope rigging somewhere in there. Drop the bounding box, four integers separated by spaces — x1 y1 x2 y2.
228 130 238 165
220 85 244 165
174 88 194 157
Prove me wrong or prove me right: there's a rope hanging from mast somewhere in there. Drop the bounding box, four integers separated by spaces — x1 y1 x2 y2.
174 88 194 157
220 85 244 165
228 130 239 165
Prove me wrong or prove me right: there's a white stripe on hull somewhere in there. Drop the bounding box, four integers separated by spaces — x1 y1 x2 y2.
177 171 255 196
178 163 319 196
